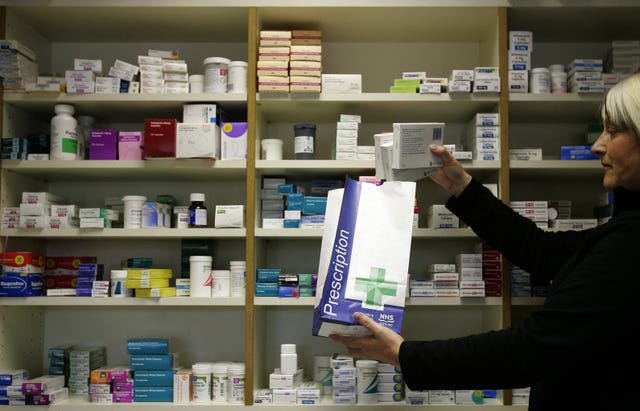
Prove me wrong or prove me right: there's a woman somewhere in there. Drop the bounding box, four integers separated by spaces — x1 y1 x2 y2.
330 73 640 410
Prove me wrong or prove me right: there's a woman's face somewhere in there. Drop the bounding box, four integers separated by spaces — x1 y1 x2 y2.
591 123 640 191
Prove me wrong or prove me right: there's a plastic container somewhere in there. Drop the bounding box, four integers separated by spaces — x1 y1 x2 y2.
204 57 230 93
356 360 379 404
211 270 231 297
229 261 246 297
77 115 94 160
50 104 79 160
280 343 298 375
110 270 132 297
293 123 316 159
530 67 551 94
228 363 245 403
189 74 204 93
192 362 212 403
261 139 283 160
122 195 147 229
189 193 207 228
189 255 213 297
227 61 248 93
211 362 229 402
550 70 567 94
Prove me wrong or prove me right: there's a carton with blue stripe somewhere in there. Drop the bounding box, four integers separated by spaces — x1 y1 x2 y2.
312 177 415 337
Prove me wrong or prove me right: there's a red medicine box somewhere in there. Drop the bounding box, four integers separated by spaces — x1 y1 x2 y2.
143 118 177 158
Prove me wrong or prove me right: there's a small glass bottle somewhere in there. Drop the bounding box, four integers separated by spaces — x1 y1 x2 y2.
188 193 207 228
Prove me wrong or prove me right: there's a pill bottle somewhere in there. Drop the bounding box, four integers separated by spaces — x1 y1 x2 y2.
192 362 212 403
203 57 230 93
261 139 283 160
550 67 567 94
188 193 207 228
211 270 231 297
189 74 204 93
227 61 248 93
356 359 379 404
50 104 79 160
189 255 213 297
122 195 147 229
228 363 245 403
110 270 132 297
229 261 246 297
280 343 298 375
211 362 229 402
293 123 316 159
77 115 95 160
530 67 551 94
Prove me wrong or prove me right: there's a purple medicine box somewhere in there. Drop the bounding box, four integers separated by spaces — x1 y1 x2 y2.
90 129 118 160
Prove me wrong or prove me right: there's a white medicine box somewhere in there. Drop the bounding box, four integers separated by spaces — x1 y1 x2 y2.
176 123 220 159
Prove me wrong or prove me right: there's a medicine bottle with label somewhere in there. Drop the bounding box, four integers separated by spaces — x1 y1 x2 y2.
293 123 316 159
50 104 79 160
189 193 208 228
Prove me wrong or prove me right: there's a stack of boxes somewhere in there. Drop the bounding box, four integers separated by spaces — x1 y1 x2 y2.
478 242 501 298
258 31 291 93
76 262 109 297
377 363 404 403
163 56 189 94
90 366 133 404
0 369 29 406
448 69 475 94
79 207 120 229
465 113 500 161
66 58 102 94
129 338 176 403
69 346 107 396
289 30 322 93
21 374 68 405
107 59 140 94
0 40 38 93
606 40 640 74
507 30 532 93
427 205 459 229
0 251 45 297
48 345 72 386
511 265 531 297
510 200 549 229
261 177 287 228
254 268 317 298
567 58 604 93
19 191 65 230
1 135 49 160
125 267 175 298
330 354 356 405
335 114 360 160
44 256 98 296
177 103 222 160
456 253 484 296
429 265 460 298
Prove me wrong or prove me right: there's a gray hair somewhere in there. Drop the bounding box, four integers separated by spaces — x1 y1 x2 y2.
601 73 640 140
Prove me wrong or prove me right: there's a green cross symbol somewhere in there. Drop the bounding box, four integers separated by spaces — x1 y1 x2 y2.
354 267 398 308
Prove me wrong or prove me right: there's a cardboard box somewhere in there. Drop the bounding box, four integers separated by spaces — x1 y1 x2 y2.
143 119 177 158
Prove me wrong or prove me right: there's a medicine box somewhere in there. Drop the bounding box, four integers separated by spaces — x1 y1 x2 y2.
221 122 247 160
118 131 143 160
392 122 445 170
176 123 220 159
90 129 118 160
214 205 244 228
321 74 362 94
560 145 598 160
143 119 177 158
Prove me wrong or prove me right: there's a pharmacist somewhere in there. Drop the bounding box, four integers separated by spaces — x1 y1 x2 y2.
331 73 640 410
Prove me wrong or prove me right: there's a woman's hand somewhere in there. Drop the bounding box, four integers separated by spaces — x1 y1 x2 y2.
429 145 472 197
329 312 404 366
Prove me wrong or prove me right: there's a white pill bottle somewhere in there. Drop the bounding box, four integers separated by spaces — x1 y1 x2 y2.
50 104 80 160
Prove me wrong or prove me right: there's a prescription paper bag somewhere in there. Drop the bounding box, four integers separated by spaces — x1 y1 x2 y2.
312 176 415 337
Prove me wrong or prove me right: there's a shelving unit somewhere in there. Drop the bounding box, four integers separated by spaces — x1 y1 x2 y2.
0 1 636 410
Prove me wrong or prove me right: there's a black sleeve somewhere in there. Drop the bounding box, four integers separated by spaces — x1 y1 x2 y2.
445 178 588 283
399 221 639 390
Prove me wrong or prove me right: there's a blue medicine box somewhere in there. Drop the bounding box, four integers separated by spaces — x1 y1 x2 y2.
256 268 282 283
561 145 598 160
302 196 327 215
255 282 278 297
126 338 169 355
129 354 173 371
132 370 175 387
286 193 304 210
133 386 173 402
0 273 44 297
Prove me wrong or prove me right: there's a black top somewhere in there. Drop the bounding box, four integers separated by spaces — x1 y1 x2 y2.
399 178 640 410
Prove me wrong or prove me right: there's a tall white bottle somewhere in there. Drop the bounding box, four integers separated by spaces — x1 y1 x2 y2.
280 343 298 375
50 104 79 160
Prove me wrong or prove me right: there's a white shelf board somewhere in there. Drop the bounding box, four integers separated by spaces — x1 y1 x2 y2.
0 228 246 239
3 93 247 122
257 93 500 123
0 296 245 307
255 297 502 307
254 228 478 239
0 160 247 182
